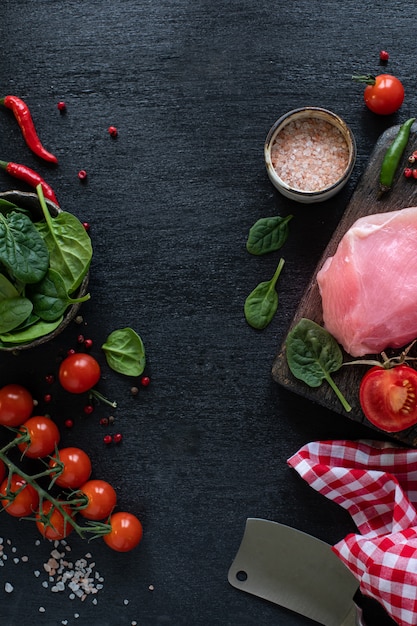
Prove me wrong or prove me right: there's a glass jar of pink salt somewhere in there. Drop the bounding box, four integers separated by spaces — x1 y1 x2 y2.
264 107 356 203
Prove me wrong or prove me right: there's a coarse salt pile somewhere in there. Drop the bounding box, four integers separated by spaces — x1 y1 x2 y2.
271 117 349 192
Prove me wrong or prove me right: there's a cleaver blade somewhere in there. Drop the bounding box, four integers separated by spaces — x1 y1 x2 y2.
228 518 363 626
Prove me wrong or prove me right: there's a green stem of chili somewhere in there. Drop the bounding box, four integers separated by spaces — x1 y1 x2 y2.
378 117 416 197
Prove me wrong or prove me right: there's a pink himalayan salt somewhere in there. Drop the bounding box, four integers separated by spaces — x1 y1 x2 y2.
271 118 349 192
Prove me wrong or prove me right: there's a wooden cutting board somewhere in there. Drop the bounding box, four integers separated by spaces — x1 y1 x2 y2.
272 123 417 447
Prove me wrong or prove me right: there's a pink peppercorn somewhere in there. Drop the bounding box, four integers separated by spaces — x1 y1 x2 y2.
84 338 93 349
65 419 74 428
404 168 413 178
379 50 389 62
141 376 151 387
57 101 66 111
84 404 94 415
113 433 123 443
108 126 118 138
103 434 112 445
78 169 87 181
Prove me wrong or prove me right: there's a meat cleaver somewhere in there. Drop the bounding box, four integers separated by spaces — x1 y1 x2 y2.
228 518 365 625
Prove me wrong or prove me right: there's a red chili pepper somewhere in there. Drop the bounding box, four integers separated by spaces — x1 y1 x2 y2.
0 95 58 164
0 159 59 205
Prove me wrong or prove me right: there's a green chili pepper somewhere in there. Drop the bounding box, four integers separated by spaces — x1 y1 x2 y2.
379 117 415 197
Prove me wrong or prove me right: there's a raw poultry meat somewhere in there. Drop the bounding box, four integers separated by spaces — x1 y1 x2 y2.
317 206 417 357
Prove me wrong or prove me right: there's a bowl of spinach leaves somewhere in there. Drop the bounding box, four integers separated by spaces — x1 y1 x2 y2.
0 188 92 351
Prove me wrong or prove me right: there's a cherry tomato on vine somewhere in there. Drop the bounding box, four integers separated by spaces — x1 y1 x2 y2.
0 474 39 517
59 353 101 394
17 416 60 458
0 384 33 427
103 511 143 552
0 460 5 485
353 74 404 115
49 447 92 489
36 501 74 540
78 479 117 520
359 365 417 432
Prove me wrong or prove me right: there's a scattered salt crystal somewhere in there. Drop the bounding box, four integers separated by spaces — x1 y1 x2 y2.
39 607 46 613
5 582 13 593
13 558 19 564
21 556 28 562
149 584 154 591
124 599 129 605
34 570 40 577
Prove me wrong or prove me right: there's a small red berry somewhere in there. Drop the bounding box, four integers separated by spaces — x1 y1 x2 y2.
64 419 74 428
77 334 85 344
379 50 389 62
412 169 417 180
45 374 54 384
404 168 413 178
82 222 91 232
100 417 109 426
84 404 94 415
113 433 123 443
67 348 76 356
84 338 93 349
108 126 118 138
57 101 66 111
44 394 52 403
78 169 87 181
140 376 151 387
103 434 112 445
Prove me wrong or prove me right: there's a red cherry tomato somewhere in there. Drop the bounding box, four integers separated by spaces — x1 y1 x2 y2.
359 365 417 432
363 74 404 115
0 384 33 427
0 474 39 517
0 460 5 484
49 447 92 489
78 479 117 520
59 353 101 394
17 416 60 458
103 511 143 552
36 501 74 540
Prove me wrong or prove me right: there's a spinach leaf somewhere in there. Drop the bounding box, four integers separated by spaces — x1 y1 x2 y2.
35 192 92 293
102 328 146 376
30 268 91 321
0 273 19 300
286 318 352 412
244 258 285 329
0 211 50 283
0 316 63 345
0 296 33 333
246 215 293 255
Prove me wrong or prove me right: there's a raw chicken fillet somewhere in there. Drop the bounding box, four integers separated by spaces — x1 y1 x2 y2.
317 206 417 356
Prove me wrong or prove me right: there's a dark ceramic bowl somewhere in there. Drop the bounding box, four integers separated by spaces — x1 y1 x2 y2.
0 190 89 352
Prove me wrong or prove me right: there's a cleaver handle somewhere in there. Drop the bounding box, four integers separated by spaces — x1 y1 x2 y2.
341 603 366 626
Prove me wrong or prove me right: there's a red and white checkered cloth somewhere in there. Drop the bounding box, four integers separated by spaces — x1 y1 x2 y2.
288 440 417 626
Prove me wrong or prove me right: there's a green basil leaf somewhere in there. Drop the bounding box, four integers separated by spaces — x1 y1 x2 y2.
285 318 351 412
35 202 92 293
102 328 146 376
0 273 19 300
244 258 284 329
30 268 90 321
0 211 50 283
0 316 63 344
0 296 33 333
246 215 293 255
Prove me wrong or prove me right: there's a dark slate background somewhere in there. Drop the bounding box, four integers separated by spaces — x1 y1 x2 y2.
0 1 414 624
